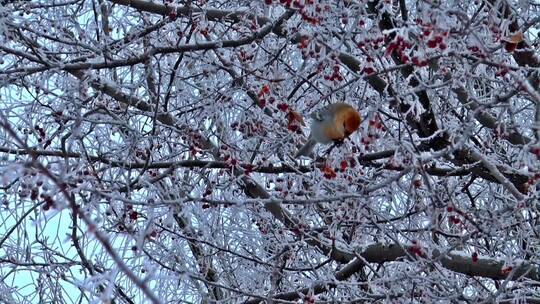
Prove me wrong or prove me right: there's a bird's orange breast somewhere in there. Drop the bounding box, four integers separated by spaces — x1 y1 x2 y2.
324 125 346 140
333 107 361 138
344 112 361 135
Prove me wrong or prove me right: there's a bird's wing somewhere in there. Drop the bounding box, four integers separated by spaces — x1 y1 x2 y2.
310 105 334 121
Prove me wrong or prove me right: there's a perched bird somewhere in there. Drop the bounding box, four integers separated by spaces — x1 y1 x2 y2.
295 103 361 158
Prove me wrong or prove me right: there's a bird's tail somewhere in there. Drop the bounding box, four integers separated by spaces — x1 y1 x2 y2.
295 137 317 159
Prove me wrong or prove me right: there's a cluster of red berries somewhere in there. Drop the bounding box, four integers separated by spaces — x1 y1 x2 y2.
198 28 209 37
448 214 461 225
257 84 271 107
416 18 448 50
222 155 237 167
73 169 93 184
410 56 429 67
409 240 426 258
230 120 266 136
466 45 487 59
357 36 386 50
253 218 268 235
163 0 179 20
277 103 289 112
128 210 138 221
495 67 509 77
338 157 357 172
143 170 159 178
324 65 344 82
360 116 384 149
501 266 513 276
446 206 463 225
34 125 46 143
359 56 376 75
530 146 540 159
319 157 358 180
272 177 292 197
52 111 65 124
257 85 279 108
181 130 208 155
123 204 138 221
298 36 309 49
362 66 375 75
303 296 315 304
265 0 325 25
146 230 158 239
368 116 384 130
321 165 337 179
298 36 324 59
202 187 213 197
291 223 307 236
42 195 55 211
241 164 254 176
258 84 270 97
134 148 148 161
523 168 540 192
238 49 255 62
384 36 412 63
18 175 58 211
426 35 447 50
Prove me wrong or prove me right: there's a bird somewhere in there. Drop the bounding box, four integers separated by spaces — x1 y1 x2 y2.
295 102 361 158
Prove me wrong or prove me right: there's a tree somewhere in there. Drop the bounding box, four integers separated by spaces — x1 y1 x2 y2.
0 0 539 302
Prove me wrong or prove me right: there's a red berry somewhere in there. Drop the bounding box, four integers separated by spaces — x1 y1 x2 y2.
427 39 437 48
362 67 375 74
495 68 508 77
401 55 409 63
321 165 336 179
287 124 299 132
31 188 38 200
449 215 460 224
501 266 513 275
340 160 347 171
277 103 289 111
